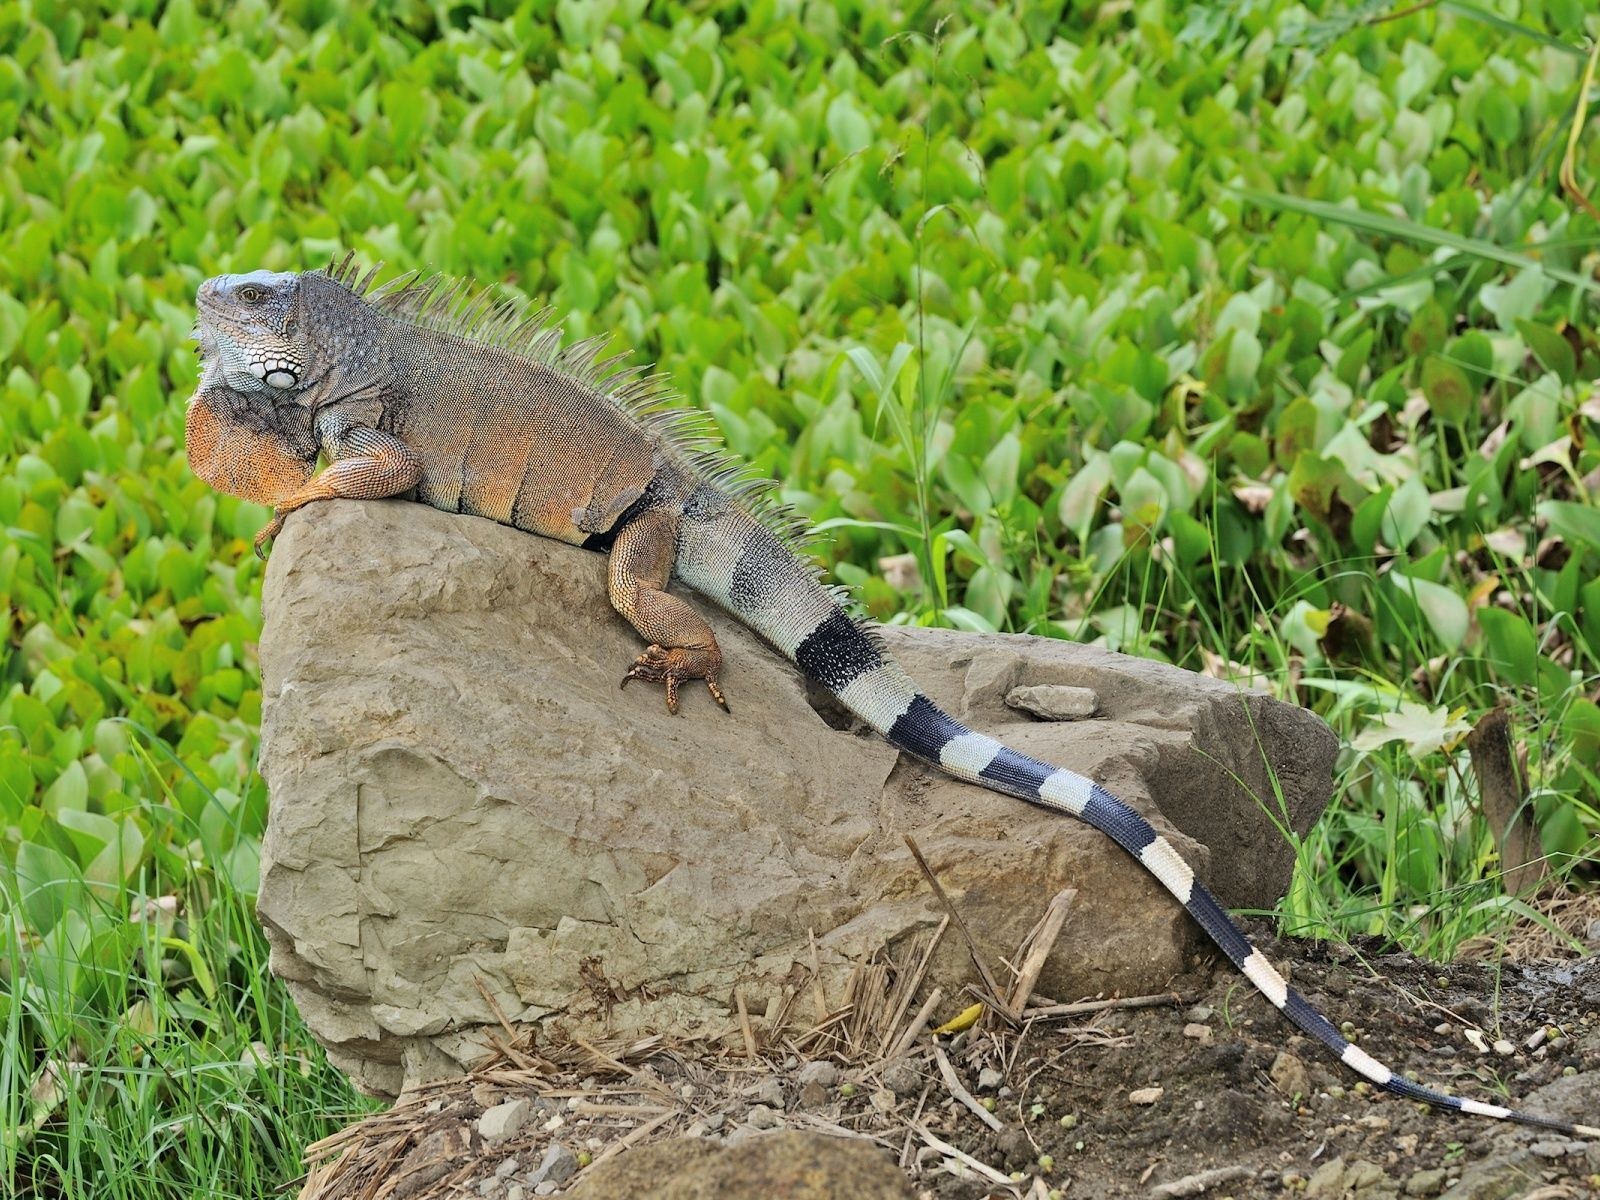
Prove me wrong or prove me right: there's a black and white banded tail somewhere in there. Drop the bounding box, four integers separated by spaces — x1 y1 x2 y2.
676 505 1600 1140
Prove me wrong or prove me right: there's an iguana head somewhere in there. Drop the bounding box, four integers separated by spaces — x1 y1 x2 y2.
196 260 390 408
195 270 312 396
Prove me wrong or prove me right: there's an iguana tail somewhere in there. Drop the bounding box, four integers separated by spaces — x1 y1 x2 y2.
675 505 1599 1140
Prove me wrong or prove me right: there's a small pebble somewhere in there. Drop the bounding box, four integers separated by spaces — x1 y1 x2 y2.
1408 1171 1446 1196
1492 1039 1515 1056
529 1143 578 1187
796 1060 839 1088
798 1080 829 1109
978 1066 1004 1091
746 1104 781 1130
881 1057 922 1096
1403 1167 1445 1197
494 1157 521 1178
478 1099 531 1142
1182 1023 1212 1041
1529 1138 1579 1159
749 1077 783 1108
1269 1051 1309 1099
1128 1086 1163 1106
1184 1005 1214 1023
702 1113 725 1132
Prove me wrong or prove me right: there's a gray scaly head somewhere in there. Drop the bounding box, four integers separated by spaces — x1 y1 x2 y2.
194 263 389 411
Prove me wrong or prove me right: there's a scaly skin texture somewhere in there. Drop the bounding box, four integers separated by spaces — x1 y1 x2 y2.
186 257 1598 1141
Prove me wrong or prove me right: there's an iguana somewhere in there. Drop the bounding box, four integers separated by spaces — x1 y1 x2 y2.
188 255 1597 1140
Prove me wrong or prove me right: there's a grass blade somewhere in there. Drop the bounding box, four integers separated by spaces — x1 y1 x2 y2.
1234 188 1600 293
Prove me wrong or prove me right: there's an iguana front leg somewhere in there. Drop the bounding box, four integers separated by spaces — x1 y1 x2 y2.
609 505 728 714
254 418 424 558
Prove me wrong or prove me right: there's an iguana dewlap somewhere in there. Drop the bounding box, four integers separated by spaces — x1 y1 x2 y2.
187 256 1597 1140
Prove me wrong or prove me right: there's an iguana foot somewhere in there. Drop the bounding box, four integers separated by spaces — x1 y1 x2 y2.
620 645 729 714
253 513 286 560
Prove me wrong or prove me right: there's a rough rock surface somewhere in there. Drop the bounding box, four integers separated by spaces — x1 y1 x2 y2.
256 500 1337 1097
565 1131 916 1199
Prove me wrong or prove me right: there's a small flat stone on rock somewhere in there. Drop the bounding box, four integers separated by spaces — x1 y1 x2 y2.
1005 683 1099 721
977 1066 1004 1091
478 1099 532 1142
798 1080 829 1109
1184 1005 1214 1023
1182 1022 1212 1042
1128 1086 1163 1106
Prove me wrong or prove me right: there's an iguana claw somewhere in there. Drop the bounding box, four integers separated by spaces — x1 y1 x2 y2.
620 645 729 714
253 513 285 560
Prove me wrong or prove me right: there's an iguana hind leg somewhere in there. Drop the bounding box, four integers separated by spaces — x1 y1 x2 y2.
608 505 728 714
254 421 424 558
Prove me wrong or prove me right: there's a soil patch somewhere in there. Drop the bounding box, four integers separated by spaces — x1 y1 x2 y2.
299 917 1599 1199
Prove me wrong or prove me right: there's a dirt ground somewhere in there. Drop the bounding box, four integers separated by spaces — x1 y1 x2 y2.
302 920 1600 1200
917 924 1600 1198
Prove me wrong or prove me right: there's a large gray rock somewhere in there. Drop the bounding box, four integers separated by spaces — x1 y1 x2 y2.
255 500 1336 1098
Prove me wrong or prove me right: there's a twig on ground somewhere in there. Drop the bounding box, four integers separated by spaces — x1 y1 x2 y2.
903 834 1009 1010
911 1123 1017 1187
886 987 944 1062
735 987 759 1060
808 928 829 1023
1006 888 1076 1018
584 1109 678 1171
878 915 949 1057
1022 992 1188 1019
1149 1164 1256 1198
932 1044 1004 1132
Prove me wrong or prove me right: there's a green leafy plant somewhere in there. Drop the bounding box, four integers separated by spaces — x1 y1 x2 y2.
2 2 1599 1196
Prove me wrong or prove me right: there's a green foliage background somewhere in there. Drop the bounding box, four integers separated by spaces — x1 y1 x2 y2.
2 1 1599 1196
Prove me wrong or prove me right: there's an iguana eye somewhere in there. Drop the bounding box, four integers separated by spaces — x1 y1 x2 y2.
239 285 264 303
